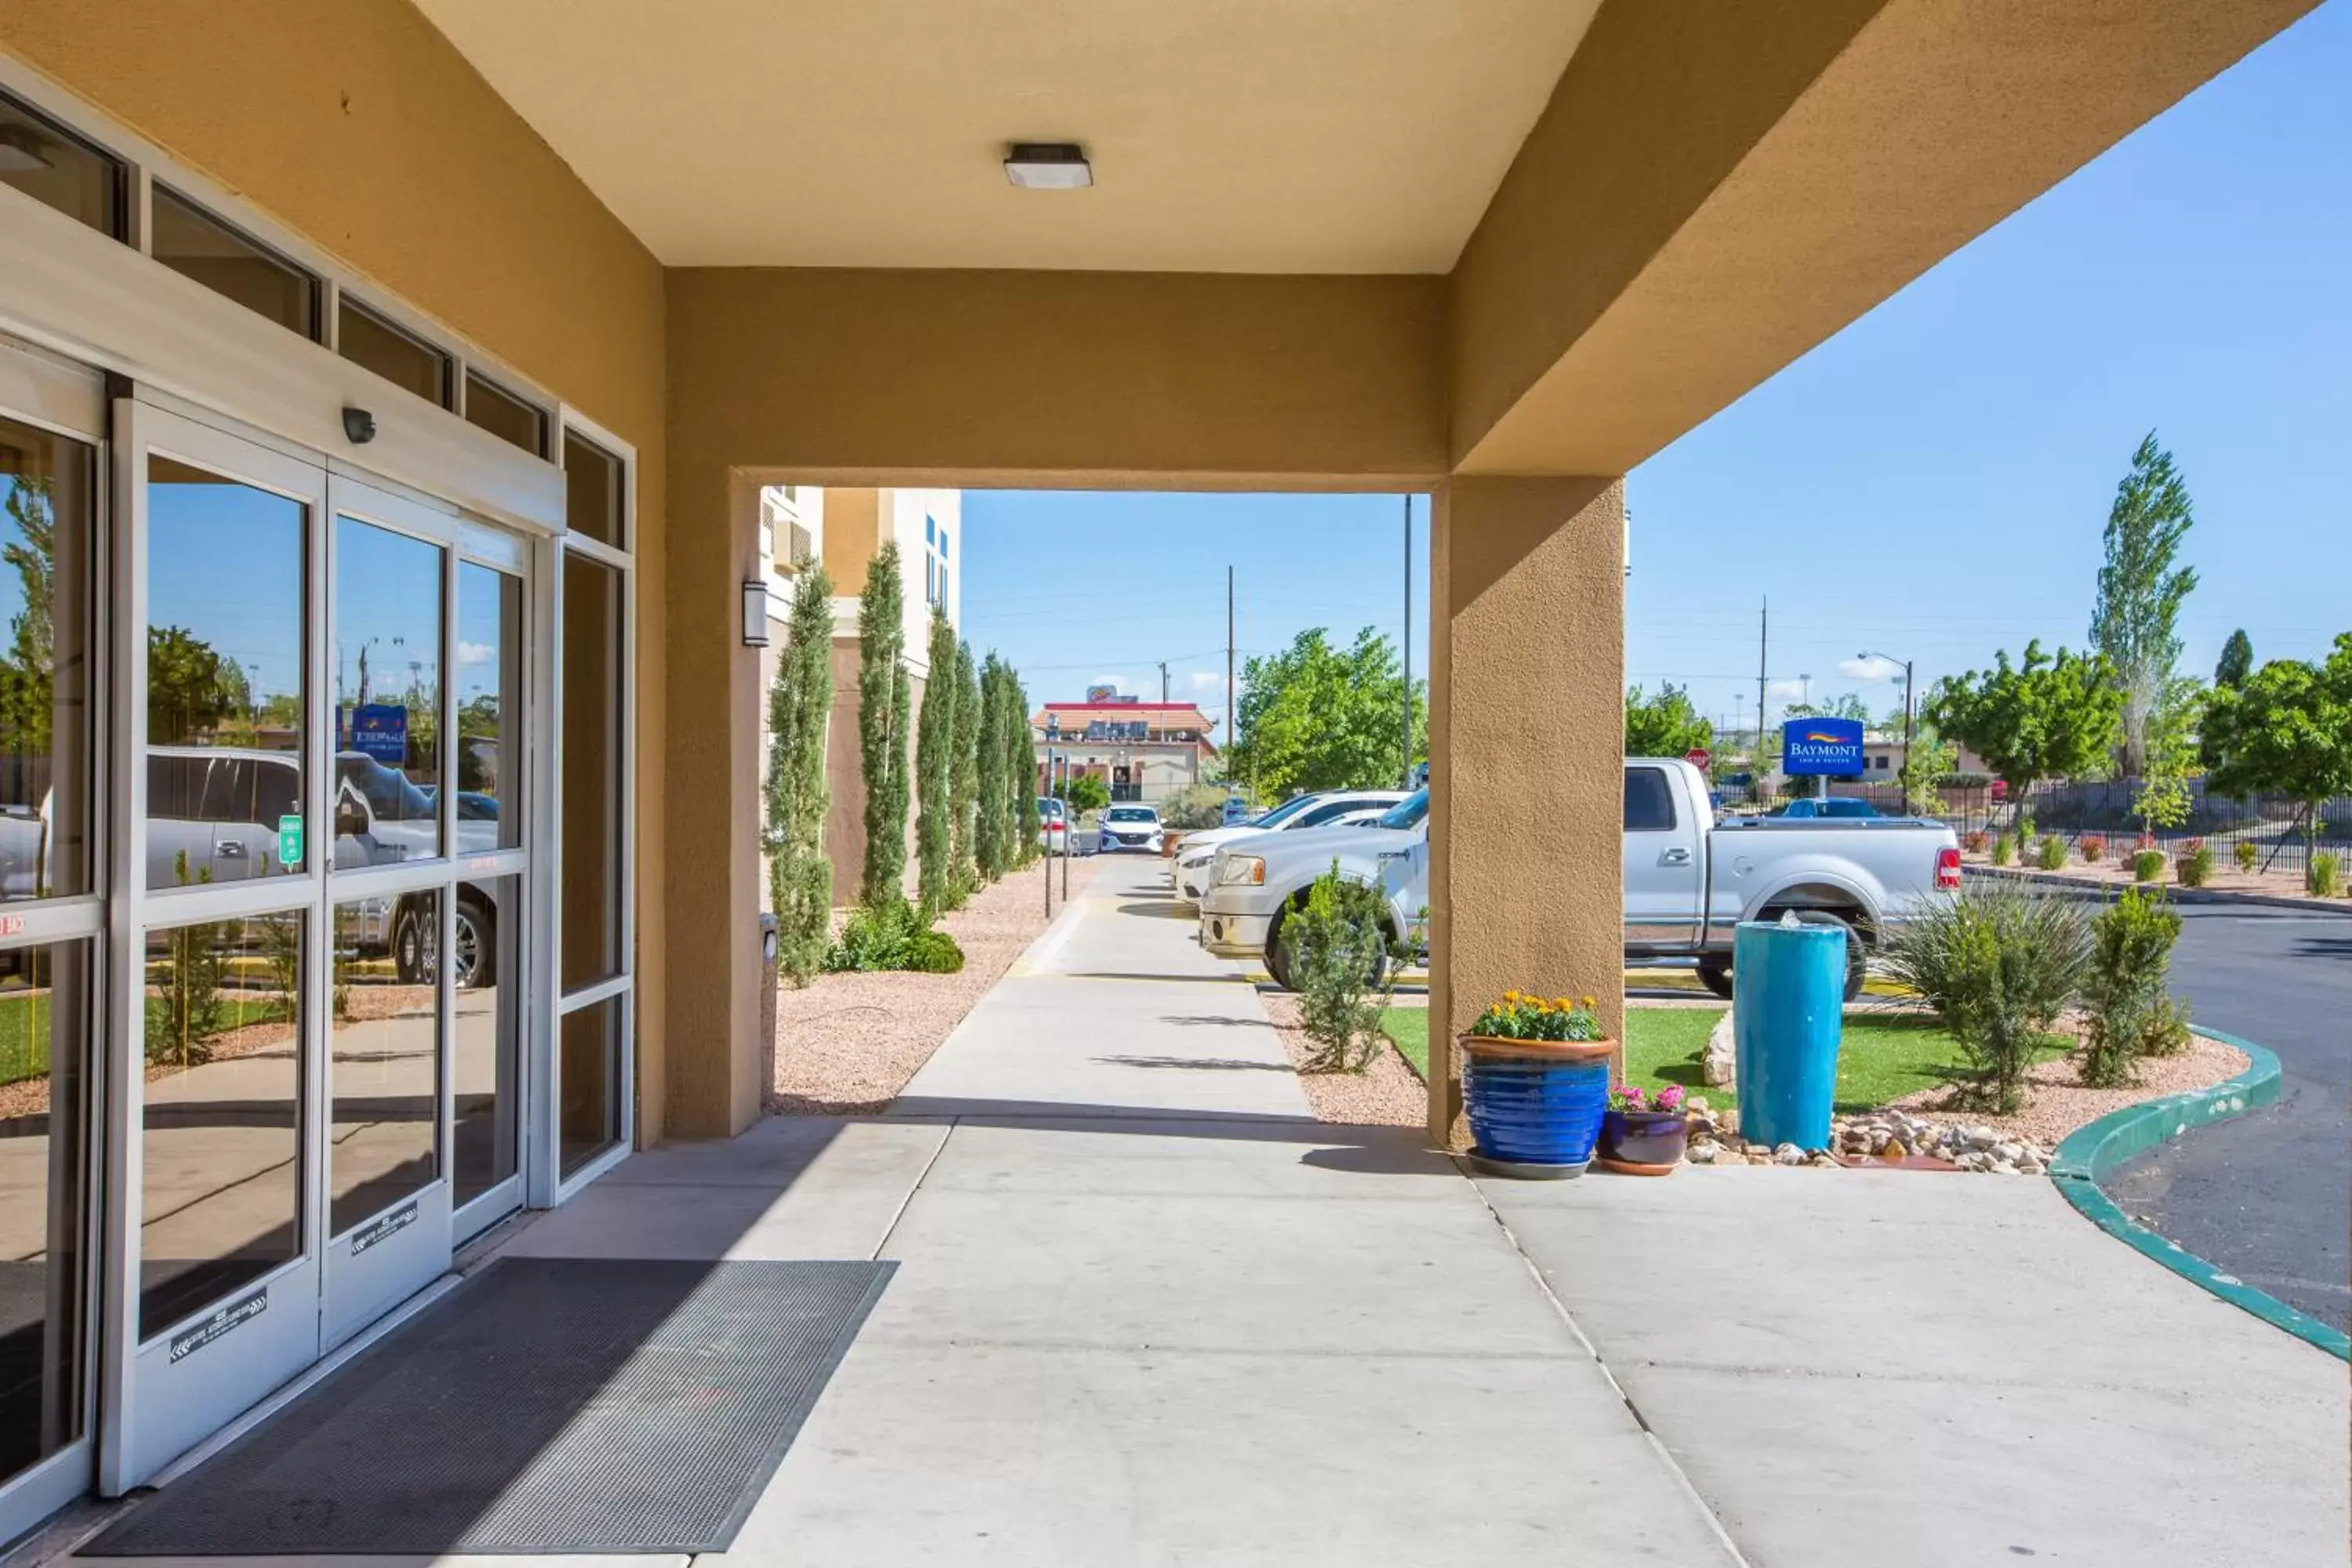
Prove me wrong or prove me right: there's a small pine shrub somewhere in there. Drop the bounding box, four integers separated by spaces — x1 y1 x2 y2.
2132 848 2165 884
2079 887 2185 1087
2177 844 2213 888
1881 882 2090 1113
2037 836 2067 871
2234 840 2259 873
1284 862 1399 1073
2313 852 2343 898
824 897 966 974
2017 808 2037 844
2079 834 2106 863
1991 835 2015 867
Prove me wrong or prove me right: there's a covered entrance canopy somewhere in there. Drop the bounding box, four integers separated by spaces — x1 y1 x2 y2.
0 0 2316 1530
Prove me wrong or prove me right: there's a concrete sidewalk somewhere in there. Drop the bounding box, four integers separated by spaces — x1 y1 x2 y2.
74 856 2348 1566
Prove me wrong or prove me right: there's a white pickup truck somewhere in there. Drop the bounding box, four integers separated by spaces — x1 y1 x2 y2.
1198 760 1961 997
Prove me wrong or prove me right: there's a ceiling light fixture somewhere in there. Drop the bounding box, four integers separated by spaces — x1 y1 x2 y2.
1004 143 1092 190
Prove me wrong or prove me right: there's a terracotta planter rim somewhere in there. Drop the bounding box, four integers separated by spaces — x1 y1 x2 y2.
1458 1033 1617 1063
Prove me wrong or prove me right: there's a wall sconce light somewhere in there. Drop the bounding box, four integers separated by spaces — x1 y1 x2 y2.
741 580 770 647
341 406 377 445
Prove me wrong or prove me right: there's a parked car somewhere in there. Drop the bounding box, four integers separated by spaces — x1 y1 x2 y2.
1170 789 1410 905
1098 804 1165 854
1767 797 1884 820
1036 797 1069 852
1200 762 1960 997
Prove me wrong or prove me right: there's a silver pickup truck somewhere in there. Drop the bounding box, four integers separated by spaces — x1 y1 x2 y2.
1199 760 1962 997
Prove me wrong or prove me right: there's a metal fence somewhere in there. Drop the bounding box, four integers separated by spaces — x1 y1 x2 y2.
1721 776 2352 881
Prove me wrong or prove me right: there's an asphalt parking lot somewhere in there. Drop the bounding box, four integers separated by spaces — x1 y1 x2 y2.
2104 903 2352 1331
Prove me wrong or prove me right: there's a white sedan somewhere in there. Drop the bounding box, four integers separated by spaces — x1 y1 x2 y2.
1171 789 1409 904
1098 804 1165 854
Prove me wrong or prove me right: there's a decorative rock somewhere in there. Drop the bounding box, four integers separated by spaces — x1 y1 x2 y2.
1686 1142 1719 1165
1880 1138 1908 1162
1702 1011 1737 1087
1746 1152 1774 1166
1686 1096 1711 1116
1806 1152 1838 1168
2016 1156 2045 1175
1718 1107 1740 1138
1990 1160 2020 1176
1772 1142 1804 1166
1991 1141 2026 1165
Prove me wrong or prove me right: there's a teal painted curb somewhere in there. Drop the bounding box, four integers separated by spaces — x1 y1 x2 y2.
2049 1026 2350 1361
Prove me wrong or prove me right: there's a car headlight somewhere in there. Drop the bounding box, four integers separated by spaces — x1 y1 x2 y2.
1216 855 1265 886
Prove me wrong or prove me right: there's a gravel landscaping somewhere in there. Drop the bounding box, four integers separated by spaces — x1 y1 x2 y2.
771 860 1099 1115
1262 989 1426 1127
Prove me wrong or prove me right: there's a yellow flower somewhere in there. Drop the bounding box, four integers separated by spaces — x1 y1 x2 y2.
1581 994 1596 1008
1552 997 1573 1011
1504 989 1521 1004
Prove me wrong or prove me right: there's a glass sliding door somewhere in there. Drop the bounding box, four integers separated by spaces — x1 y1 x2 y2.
0 368 102 1538
107 401 327 1492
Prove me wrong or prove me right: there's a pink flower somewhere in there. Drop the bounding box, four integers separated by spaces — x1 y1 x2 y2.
1655 1084 1686 1112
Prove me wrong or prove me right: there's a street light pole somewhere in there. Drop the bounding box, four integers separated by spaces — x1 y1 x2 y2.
1858 649 1915 801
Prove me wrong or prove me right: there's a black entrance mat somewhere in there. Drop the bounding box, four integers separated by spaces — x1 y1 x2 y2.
87 1257 895 1557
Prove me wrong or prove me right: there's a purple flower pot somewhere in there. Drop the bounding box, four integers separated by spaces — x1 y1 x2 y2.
1598 1109 1689 1174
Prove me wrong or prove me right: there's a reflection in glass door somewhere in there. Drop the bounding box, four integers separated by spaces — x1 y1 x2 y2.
109 402 325 1491
451 559 524 1236
0 391 100 1538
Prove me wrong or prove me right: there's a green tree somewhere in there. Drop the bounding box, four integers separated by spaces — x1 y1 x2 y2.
948 641 981 900
147 626 240 743
974 655 1011 881
2200 636 2352 860
913 608 959 914
2214 629 2252 691
1784 692 1874 724
1624 681 1711 758
1900 732 1957 815
0 474 56 751
2090 433 2199 776
1064 771 1110 814
1006 671 1040 864
763 561 835 984
1925 641 2122 820
855 543 912 902
1225 627 1424 799
2132 677 2205 837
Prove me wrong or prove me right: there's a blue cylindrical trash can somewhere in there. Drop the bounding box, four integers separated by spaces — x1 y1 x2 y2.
1732 916 1846 1151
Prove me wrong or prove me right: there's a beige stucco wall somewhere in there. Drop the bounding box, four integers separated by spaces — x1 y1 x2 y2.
1427 477 1626 1144
0 0 675 1140
821 488 884 595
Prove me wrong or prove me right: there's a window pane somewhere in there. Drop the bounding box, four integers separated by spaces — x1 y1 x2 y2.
457 563 521 850
562 432 622 549
139 911 303 1338
337 299 449 407
0 89 121 238
1624 768 1676 833
558 996 622 1178
151 187 317 338
146 456 306 889
330 894 439 1237
463 374 545 459
0 417 94 900
0 942 89 1485
454 877 520 1209
560 552 622 991
332 517 443 869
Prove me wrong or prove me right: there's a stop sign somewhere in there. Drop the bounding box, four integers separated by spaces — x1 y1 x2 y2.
1685 747 1711 769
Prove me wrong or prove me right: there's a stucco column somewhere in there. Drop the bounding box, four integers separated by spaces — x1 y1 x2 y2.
660 460 767 1138
1426 477 1625 1145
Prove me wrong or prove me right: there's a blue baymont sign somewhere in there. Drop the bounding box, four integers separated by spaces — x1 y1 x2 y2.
1781 715 1865 776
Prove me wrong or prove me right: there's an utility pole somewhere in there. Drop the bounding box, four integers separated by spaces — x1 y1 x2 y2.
1159 660 1170 703
1401 493 1414 789
1232 564 1251 799
1755 597 1769 779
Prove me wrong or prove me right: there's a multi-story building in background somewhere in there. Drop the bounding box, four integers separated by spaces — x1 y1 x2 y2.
757 485 960 904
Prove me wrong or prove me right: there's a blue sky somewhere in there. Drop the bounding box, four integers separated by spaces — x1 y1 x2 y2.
963 3 2349 742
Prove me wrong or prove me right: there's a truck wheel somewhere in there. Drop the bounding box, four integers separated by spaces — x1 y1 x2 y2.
393 902 431 984
1695 960 1735 1000
454 893 495 989
1264 909 1294 991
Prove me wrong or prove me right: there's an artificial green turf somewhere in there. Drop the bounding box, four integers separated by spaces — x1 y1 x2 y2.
1381 1007 1429 1077
1388 1002 2063 1116
0 993 53 1087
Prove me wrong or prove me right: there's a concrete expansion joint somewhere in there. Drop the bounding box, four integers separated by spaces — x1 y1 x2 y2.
1456 1167 1755 1568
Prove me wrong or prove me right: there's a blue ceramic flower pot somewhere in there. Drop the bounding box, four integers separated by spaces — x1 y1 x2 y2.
1461 1036 1614 1174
